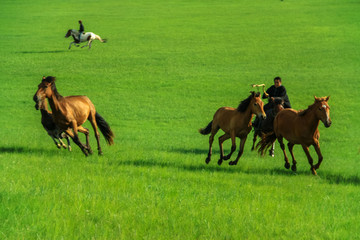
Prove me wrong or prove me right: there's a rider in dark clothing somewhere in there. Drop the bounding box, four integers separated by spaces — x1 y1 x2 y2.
262 76 291 112
78 20 84 41
253 76 291 128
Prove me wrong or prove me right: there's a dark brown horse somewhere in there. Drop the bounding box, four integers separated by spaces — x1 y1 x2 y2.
34 97 72 151
251 97 284 156
257 96 331 175
199 92 266 166
33 76 114 156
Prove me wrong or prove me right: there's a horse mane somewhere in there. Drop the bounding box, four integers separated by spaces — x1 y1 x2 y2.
298 98 324 116
237 92 260 112
44 76 63 99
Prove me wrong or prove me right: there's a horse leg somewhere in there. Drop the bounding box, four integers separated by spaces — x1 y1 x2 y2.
50 135 61 149
78 126 93 154
66 123 88 156
229 136 247 166
218 133 230 165
313 141 323 170
81 41 90 48
278 136 290 169
287 142 297 172
61 132 72 151
58 137 67 149
251 131 257 151
223 132 236 160
69 42 75 49
88 113 103 155
88 40 93 49
269 142 275 157
301 144 317 175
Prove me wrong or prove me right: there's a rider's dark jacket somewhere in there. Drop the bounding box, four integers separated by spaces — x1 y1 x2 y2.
79 23 84 32
263 85 291 111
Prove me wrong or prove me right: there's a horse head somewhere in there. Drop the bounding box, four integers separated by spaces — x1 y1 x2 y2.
271 97 284 114
314 96 331 128
250 91 266 120
65 29 72 38
34 76 56 109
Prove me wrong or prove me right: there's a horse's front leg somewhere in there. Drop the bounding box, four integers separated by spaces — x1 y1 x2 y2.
229 136 247 166
69 42 75 49
312 141 323 170
50 135 61 149
61 132 72 151
301 144 316 175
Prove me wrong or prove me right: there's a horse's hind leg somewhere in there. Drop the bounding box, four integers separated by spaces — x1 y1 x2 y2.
78 126 93 154
66 124 88 156
278 136 290 169
88 113 103 155
218 133 230 165
287 142 297 171
301 144 317 175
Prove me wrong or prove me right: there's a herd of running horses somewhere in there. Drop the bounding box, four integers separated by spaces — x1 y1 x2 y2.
33 75 331 175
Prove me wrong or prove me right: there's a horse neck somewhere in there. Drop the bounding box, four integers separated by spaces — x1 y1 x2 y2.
47 91 63 114
301 106 320 132
243 105 255 125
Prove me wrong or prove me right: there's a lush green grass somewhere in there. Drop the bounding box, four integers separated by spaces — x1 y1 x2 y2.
1 0 360 239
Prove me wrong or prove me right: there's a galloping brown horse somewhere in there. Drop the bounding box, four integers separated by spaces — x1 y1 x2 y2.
33 76 114 156
199 92 266 166
257 96 331 175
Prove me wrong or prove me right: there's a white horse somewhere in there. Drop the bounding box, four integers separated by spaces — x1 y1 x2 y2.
65 29 107 49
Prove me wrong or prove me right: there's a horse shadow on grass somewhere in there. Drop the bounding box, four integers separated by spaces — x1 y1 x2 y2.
0 146 64 155
16 50 68 54
115 147 360 186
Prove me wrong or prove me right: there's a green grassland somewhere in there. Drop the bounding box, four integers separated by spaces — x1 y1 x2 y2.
1 0 360 239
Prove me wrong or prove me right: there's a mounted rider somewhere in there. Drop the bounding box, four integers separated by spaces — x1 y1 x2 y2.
78 20 84 42
253 76 291 129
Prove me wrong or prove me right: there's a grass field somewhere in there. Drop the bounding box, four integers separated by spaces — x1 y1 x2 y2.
1 0 360 239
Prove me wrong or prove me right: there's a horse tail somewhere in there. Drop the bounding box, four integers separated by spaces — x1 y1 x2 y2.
95 35 107 43
256 131 277 156
95 112 114 145
199 121 213 135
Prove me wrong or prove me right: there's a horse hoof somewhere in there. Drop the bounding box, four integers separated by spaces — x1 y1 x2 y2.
217 159 223 165
68 147 72 152
229 161 237 166
205 158 210 164
291 165 297 172
98 152 103 156
284 162 290 169
311 168 317 175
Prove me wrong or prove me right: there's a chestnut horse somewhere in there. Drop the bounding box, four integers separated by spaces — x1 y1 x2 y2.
251 97 284 156
257 96 331 175
65 29 107 49
34 97 72 151
34 76 114 156
199 92 266 166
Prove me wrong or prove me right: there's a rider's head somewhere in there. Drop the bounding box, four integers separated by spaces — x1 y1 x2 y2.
274 76 282 88
79 20 82 24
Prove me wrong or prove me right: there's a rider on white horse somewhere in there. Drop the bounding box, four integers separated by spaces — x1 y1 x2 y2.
78 20 84 42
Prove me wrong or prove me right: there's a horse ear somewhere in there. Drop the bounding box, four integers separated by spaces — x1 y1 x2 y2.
326 96 330 101
42 76 46 80
249 91 255 97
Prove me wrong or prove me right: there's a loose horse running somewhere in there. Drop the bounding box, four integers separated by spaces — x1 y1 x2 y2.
199 92 266 166
34 76 114 156
65 29 107 49
257 96 331 175
34 97 72 151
